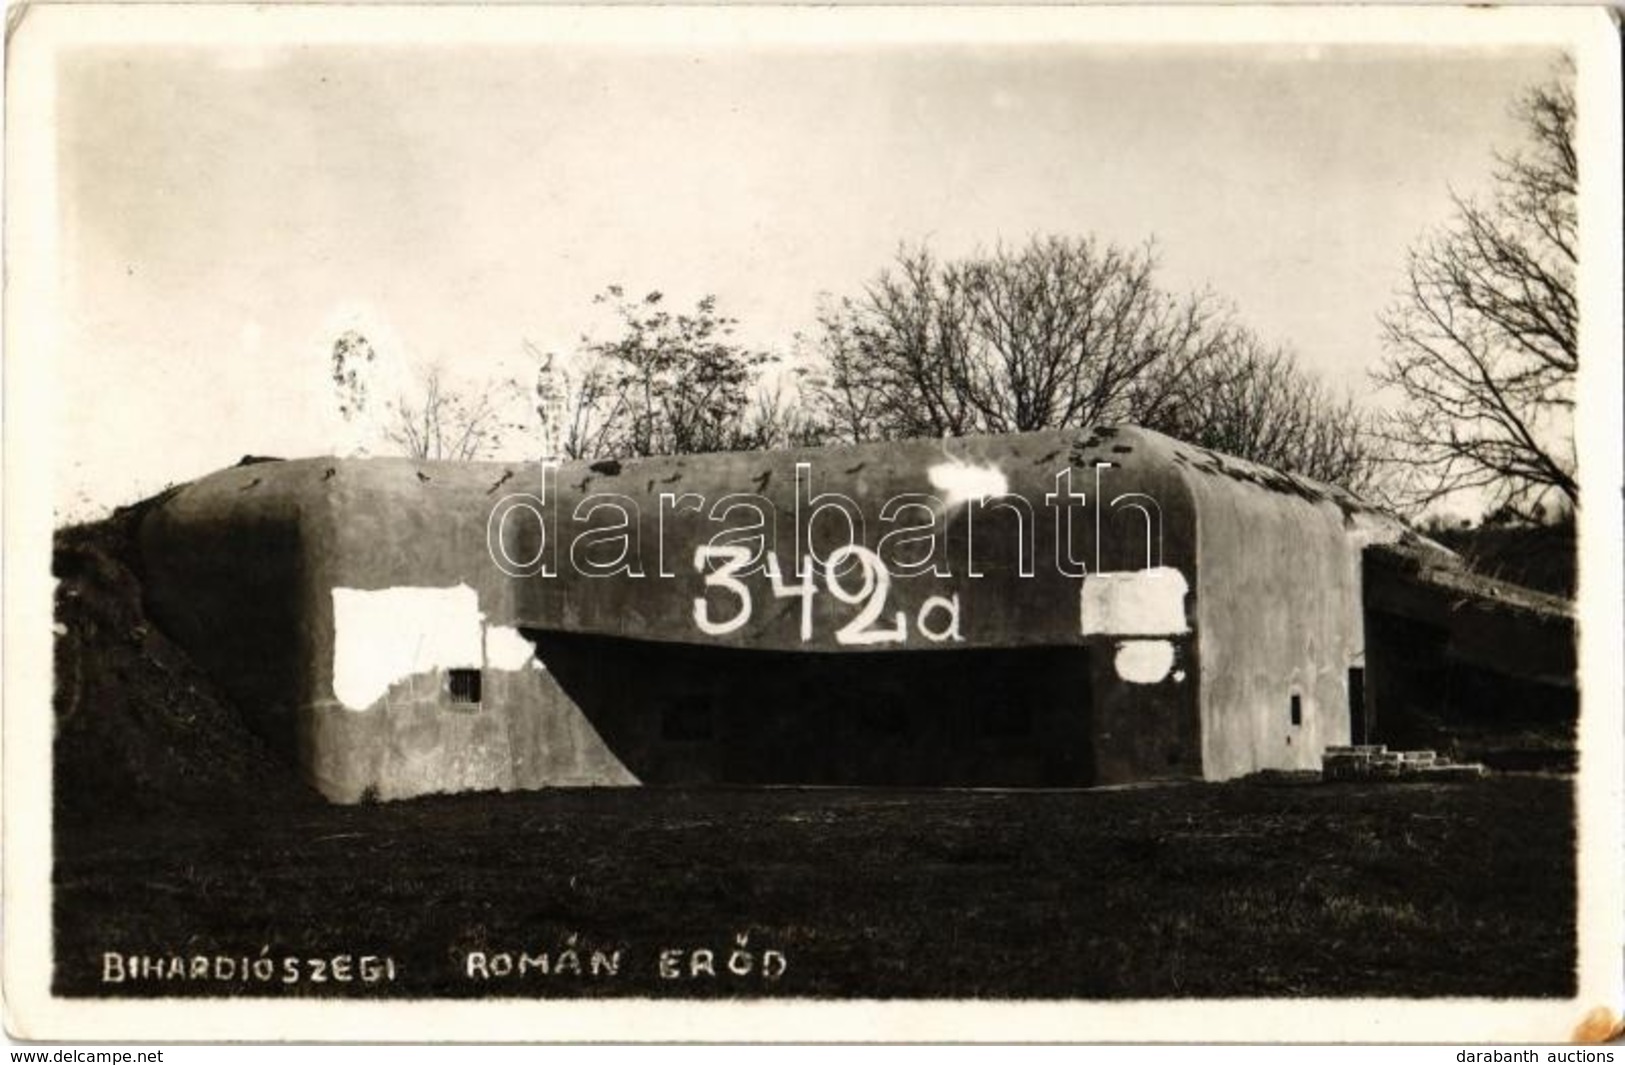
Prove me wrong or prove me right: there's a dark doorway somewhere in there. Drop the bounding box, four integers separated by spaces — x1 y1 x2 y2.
525 631 1096 787
1348 667 1367 745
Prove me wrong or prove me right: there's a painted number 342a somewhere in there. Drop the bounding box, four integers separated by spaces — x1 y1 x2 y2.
693 546 962 646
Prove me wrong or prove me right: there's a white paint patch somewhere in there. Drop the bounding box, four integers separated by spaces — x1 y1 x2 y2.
333 587 555 708
331 585 483 711
1080 567 1189 636
1115 640 1176 684
484 624 536 671
928 460 1009 509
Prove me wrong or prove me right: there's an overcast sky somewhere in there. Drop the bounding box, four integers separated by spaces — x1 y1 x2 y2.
51 35 1562 517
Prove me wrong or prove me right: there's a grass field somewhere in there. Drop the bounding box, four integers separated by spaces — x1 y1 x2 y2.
54 776 1575 1000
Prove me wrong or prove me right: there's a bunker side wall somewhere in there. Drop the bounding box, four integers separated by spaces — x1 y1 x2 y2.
306 460 637 801
141 459 638 804
1181 463 1364 778
138 465 322 768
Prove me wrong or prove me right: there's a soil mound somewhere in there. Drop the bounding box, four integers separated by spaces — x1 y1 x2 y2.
52 499 319 827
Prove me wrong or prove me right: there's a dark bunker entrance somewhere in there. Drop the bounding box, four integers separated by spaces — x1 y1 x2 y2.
524 632 1096 787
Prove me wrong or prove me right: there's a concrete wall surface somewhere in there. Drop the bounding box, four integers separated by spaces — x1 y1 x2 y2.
1173 443 1402 778
142 459 636 801
137 427 1393 800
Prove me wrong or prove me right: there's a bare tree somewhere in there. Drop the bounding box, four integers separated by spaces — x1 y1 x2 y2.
1151 330 1377 492
1374 70 1578 519
737 371 829 452
386 365 518 461
527 341 626 462
330 331 519 461
809 238 1227 440
530 287 777 460
810 235 1377 490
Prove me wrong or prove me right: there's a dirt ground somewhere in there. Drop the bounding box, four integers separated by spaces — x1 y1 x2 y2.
50 508 1578 1001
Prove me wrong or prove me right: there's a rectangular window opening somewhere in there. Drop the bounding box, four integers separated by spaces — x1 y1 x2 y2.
1290 693 1302 727
448 668 483 705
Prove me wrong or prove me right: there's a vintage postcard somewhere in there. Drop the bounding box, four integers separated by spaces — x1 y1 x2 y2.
4 3 1621 1044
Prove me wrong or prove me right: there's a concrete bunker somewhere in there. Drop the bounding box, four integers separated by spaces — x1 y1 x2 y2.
136 425 1542 804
